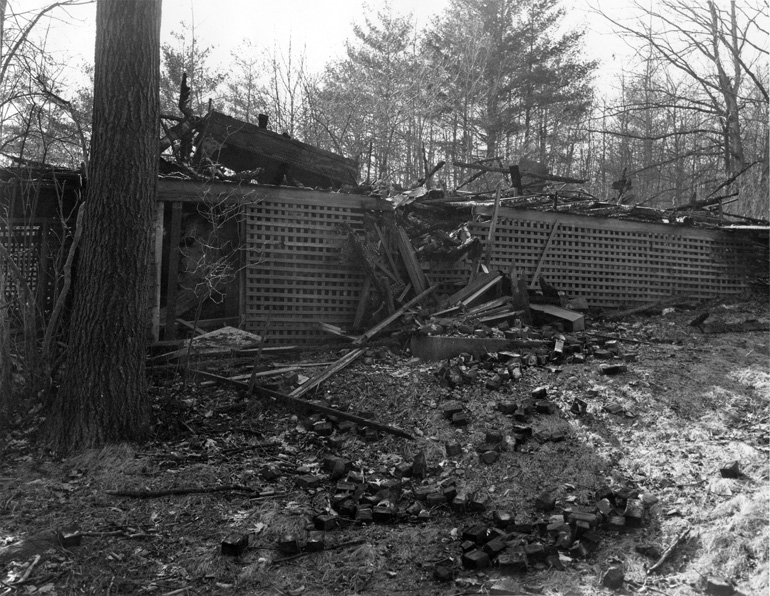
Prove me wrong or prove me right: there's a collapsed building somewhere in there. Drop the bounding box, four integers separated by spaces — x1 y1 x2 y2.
1 108 767 347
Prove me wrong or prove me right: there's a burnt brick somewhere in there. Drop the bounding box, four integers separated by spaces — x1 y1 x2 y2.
498 401 518 415
535 490 557 511
482 538 507 558
313 514 337 531
493 510 514 528
602 565 624 589
451 411 469 426
462 524 489 545
306 531 325 552
720 461 741 478
426 492 447 507
524 542 546 561
498 550 528 573
535 400 557 414
479 450 499 464
445 441 463 457
600 363 628 375
296 474 321 490
277 534 300 554
221 533 249 557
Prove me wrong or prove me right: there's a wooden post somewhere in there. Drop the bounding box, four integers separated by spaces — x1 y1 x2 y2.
529 220 560 289
484 183 502 269
164 201 182 340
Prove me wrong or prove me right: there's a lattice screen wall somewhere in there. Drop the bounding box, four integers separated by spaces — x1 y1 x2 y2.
430 207 760 308
243 191 387 343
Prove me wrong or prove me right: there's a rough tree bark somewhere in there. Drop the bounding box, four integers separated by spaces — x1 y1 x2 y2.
45 0 161 454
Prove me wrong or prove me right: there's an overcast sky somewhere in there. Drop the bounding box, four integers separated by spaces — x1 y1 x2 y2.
29 0 642 93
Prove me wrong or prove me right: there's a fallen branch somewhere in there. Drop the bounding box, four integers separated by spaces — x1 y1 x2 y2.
190 370 415 440
105 484 260 498
647 528 690 574
271 539 367 564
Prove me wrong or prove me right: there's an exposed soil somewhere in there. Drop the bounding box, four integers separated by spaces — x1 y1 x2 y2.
1 293 768 596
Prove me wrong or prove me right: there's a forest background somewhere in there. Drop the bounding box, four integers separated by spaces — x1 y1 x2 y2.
2 0 768 218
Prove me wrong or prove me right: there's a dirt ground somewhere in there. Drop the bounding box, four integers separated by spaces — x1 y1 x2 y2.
1 292 768 596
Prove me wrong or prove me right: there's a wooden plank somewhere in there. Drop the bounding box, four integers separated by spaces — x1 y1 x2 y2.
484 184 502 269
442 271 502 307
394 227 429 295
529 303 585 331
288 348 365 398
459 274 504 307
164 201 183 340
353 275 372 329
529 220 561 289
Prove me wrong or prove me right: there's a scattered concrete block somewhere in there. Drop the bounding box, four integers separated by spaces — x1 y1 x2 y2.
535 400 557 414
550 429 566 442
462 524 489 545
603 403 624 415
337 420 358 434
485 430 504 443
313 420 333 436
433 564 456 582
373 503 395 523
442 400 464 419
498 549 528 573
451 411 469 426
524 542 546 561
568 512 598 528
600 363 628 375
531 386 548 399
468 492 488 512
296 475 321 490
445 441 463 457
720 461 741 478
535 490 557 511
338 499 357 518
493 510 514 528
362 427 379 442
479 450 499 464
442 485 458 502
497 401 518 415
482 538 507 559
426 492 447 507
355 508 373 523
606 515 626 532
451 493 467 513
313 514 337 531
277 534 300 554
602 565 624 590
57 527 82 547
221 533 249 557
623 499 644 527
706 576 735 596
486 374 503 390
512 424 533 437
305 531 325 552
596 498 613 516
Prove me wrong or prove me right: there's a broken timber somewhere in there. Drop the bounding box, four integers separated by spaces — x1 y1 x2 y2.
353 284 438 345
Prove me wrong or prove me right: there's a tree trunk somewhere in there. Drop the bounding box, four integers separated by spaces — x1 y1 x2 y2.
46 0 161 454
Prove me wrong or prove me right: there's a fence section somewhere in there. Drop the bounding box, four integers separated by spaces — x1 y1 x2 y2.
430 207 760 307
1 219 66 325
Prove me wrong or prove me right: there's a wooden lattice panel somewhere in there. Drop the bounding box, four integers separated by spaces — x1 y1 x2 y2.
243 189 386 343
1 219 63 323
431 208 760 308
